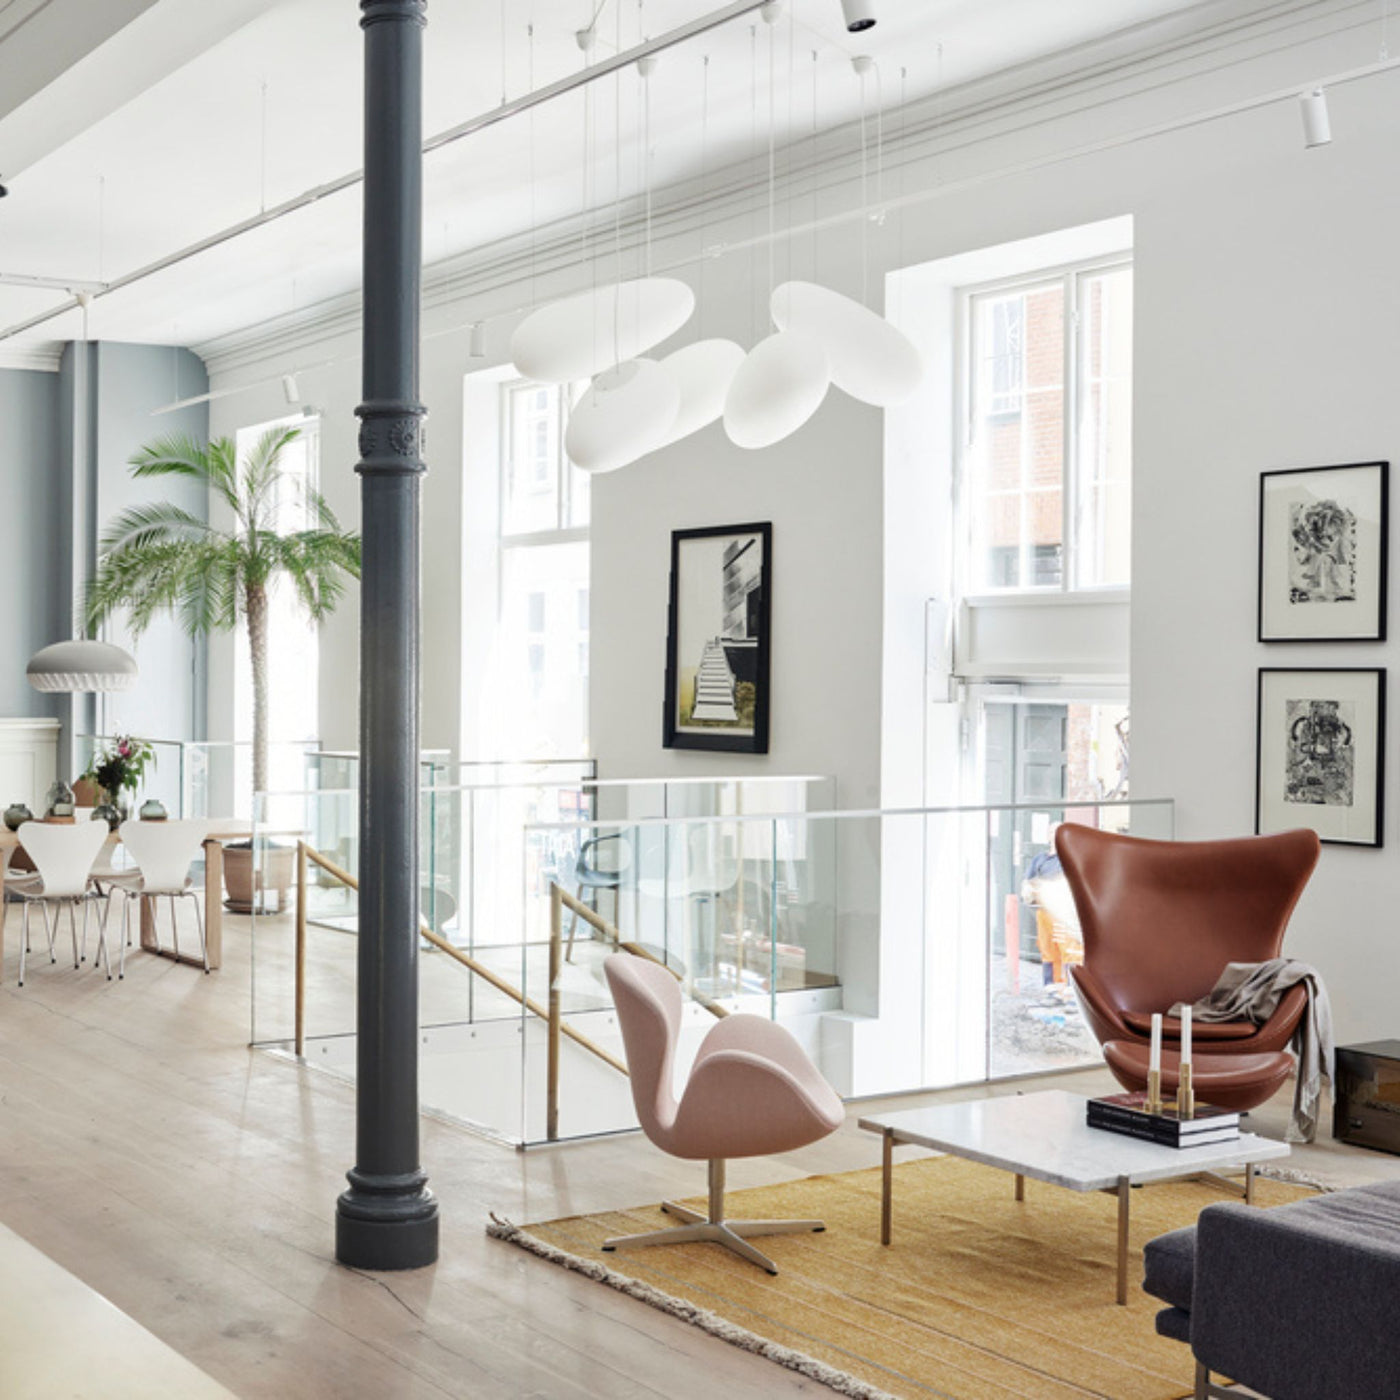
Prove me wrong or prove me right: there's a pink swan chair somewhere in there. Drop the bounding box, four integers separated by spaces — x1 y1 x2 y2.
601 952 844 1275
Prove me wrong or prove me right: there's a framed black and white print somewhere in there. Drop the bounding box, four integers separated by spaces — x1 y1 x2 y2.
1256 668 1385 847
1258 461 1388 641
663 523 771 754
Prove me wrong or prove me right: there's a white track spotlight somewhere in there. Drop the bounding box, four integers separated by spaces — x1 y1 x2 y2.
840 0 876 34
1300 88 1331 149
281 373 300 405
468 321 486 359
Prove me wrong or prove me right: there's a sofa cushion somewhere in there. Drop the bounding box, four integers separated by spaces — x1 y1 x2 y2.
1142 1224 1197 1311
1123 1011 1256 1041
1154 1306 1191 1343
1143 1178 1400 1317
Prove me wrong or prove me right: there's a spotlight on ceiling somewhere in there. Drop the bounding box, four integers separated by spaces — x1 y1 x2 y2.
281 373 301 405
840 0 876 33
1300 87 1331 149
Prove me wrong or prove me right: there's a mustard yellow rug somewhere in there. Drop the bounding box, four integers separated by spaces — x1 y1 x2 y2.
489 1157 1310 1400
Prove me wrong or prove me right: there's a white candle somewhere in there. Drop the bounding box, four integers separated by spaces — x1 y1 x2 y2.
1180 1005 1192 1067
1149 1013 1163 1077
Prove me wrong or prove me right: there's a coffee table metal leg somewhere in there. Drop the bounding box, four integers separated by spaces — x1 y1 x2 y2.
881 1129 893 1246
1116 1176 1131 1306
1014 1173 1024 1202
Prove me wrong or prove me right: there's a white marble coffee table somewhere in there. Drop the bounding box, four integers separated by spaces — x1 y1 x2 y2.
858 1090 1291 1304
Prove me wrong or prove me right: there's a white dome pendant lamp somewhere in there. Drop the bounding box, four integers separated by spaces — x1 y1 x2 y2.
724 331 829 450
510 278 695 385
659 339 746 447
27 639 137 693
771 280 923 407
565 359 681 475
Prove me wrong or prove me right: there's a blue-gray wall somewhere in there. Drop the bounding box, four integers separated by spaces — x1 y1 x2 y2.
1 345 209 763
89 343 210 743
0 368 66 720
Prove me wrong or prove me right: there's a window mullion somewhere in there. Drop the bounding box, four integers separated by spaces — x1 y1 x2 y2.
1062 270 1079 593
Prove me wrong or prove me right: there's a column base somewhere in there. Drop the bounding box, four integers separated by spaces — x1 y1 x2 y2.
336 1193 439 1270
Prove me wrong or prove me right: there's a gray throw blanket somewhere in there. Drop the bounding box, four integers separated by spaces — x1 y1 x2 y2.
1171 959 1333 1143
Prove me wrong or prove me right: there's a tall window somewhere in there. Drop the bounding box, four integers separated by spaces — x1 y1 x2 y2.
234 415 320 799
498 382 590 758
962 258 1133 592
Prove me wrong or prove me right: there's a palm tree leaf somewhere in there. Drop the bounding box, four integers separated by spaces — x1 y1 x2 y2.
98 501 219 554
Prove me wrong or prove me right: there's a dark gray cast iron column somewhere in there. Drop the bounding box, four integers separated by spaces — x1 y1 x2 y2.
335 0 439 1271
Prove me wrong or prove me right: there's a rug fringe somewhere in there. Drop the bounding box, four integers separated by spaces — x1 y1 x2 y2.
1255 1165 1336 1193
486 1217 903 1400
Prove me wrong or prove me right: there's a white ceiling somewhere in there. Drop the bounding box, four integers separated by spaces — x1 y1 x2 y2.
0 0 1212 358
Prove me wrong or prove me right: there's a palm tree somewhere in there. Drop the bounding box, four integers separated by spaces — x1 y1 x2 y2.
85 427 361 795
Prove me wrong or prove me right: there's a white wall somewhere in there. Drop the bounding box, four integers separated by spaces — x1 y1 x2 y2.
202 1 1400 1045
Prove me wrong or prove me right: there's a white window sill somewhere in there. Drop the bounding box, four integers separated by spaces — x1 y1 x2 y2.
962 587 1130 610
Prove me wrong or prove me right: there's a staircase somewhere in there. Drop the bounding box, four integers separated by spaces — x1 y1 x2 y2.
689 639 738 722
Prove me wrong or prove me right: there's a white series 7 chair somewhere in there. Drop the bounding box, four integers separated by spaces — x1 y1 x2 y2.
12 821 113 984
110 820 211 978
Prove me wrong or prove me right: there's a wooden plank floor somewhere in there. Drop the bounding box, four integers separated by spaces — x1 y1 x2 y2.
0 908 1391 1399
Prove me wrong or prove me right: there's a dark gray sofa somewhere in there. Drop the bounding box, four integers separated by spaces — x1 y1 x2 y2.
1143 1178 1400 1400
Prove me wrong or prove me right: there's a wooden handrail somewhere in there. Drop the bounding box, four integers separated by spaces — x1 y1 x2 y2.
547 881 728 1141
294 844 629 1081
552 883 729 1020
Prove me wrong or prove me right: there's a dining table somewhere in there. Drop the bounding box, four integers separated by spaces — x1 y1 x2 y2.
0 821 253 976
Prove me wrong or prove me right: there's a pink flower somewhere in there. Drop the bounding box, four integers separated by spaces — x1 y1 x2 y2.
118 741 131 757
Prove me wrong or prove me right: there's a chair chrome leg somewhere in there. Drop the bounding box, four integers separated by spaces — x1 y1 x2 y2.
19 902 28 985
119 894 129 979
564 896 580 963
190 891 209 973
94 898 111 981
727 1219 827 1237
169 895 181 962
67 900 79 968
660 1200 706 1225
42 901 55 961
602 1159 825 1276
80 899 90 963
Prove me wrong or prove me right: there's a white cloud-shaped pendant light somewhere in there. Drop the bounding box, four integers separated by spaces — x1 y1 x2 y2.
771 280 924 408
26 640 137 693
723 331 830 450
511 278 696 384
565 359 681 474
658 339 746 447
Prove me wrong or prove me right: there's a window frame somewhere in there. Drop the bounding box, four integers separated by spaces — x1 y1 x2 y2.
955 252 1133 599
498 379 589 543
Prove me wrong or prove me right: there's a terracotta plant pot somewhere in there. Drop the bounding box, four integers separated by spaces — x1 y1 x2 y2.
223 841 297 914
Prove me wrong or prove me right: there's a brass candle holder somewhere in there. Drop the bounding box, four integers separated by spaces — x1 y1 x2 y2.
1176 1061 1195 1121
1145 1067 1163 1116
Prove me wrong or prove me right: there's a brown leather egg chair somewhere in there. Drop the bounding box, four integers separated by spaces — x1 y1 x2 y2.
1054 824 1320 1107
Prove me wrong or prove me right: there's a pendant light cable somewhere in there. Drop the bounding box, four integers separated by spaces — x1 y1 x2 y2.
698 54 710 339
767 8 777 311
259 79 270 214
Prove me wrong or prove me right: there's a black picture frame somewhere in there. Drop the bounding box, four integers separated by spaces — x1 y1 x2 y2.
1257 461 1389 642
663 522 772 754
1255 667 1386 848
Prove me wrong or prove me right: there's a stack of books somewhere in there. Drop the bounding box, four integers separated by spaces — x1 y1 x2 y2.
1087 1092 1240 1147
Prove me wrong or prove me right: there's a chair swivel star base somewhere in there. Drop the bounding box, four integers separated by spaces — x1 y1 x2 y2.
602 1159 824 1275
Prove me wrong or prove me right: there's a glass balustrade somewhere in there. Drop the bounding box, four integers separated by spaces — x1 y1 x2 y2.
247 786 1170 1147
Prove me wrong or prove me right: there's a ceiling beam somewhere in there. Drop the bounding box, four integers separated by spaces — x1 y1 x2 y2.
0 0 771 345
0 0 282 181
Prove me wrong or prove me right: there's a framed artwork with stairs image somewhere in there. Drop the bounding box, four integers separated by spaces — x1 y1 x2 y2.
664 522 772 754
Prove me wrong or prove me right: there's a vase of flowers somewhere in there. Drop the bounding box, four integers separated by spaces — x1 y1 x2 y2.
83 736 155 829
